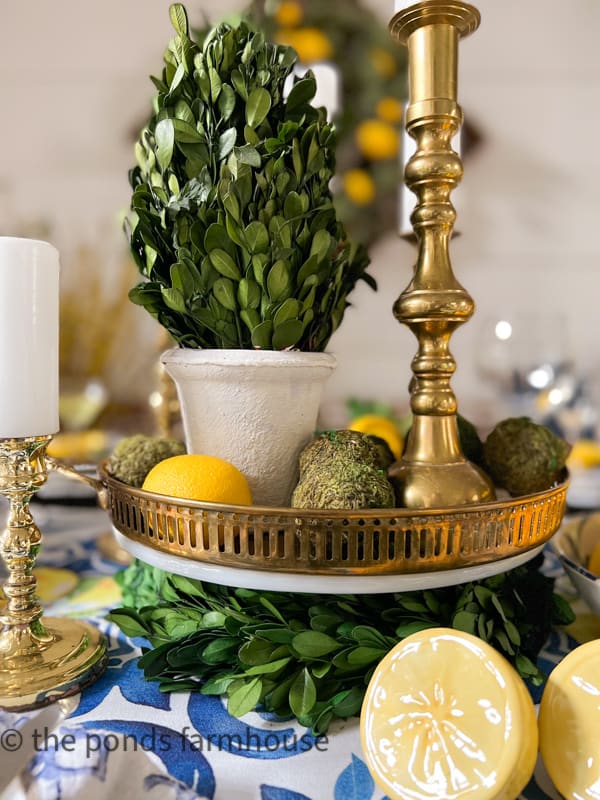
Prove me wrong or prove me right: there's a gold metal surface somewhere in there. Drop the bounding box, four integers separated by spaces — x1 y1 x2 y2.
389 1 495 508
99 463 568 577
0 437 107 711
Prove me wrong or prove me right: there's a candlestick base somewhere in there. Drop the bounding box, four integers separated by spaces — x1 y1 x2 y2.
0 617 107 711
0 435 107 711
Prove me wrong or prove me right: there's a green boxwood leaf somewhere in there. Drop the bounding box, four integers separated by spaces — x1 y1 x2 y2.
331 686 364 718
231 69 247 100
244 124 260 145
292 630 340 658
273 298 300 326
267 260 291 301
244 657 292 676
228 677 263 718
201 675 235 695
201 637 239 665
168 63 186 95
213 277 238 311
172 118 204 143
289 668 317 718
240 308 260 332
238 278 261 309
204 223 230 253
155 118 175 171
106 609 148 639
272 319 303 350
218 128 237 160
284 191 304 220
251 320 273 348
395 620 439 638
209 66 222 102
346 646 385 667
244 221 269 254
453 610 478 635
161 287 186 313
174 99 195 124
310 229 332 262
239 638 276 666
234 145 261 168
286 76 317 113
209 249 241 280
218 84 236 120
246 87 271 127
169 3 188 36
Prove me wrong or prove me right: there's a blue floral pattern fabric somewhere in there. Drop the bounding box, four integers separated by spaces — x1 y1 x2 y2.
0 505 571 798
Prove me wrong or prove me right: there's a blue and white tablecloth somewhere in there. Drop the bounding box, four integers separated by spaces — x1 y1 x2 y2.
0 503 591 799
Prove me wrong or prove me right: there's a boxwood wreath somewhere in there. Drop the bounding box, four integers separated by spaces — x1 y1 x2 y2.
108 554 574 734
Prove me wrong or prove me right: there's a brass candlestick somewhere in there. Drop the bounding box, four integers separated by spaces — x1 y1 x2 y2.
0 436 107 710
388 1 495 508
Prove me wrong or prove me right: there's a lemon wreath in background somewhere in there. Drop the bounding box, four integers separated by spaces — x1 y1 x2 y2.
188 0 409 248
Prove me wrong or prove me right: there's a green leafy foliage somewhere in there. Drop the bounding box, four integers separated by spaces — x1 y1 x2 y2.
108 553 574 734
126 3 373 351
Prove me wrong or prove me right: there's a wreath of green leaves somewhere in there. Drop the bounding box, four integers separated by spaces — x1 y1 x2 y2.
108 554 574 734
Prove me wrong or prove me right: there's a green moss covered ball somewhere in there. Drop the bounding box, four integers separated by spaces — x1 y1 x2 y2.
292 460 395 510
293 429 396 509
483 417 570 496
108 434 186 488
298 429 387 475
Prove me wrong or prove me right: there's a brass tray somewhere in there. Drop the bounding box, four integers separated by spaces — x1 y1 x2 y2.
95 463 568 578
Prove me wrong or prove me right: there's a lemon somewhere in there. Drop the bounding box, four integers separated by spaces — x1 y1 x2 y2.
343 169 376 206
538 639 600 800
275 27 333 63
348 414 403 459
376 96 403 124
567 438 600 469
355 119 399 161
274 1 303 27
142 454 252 505
370 47 397 79
587 540 600 576
360 627 538 800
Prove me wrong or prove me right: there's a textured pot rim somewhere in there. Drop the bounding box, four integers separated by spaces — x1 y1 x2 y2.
161 347 336 370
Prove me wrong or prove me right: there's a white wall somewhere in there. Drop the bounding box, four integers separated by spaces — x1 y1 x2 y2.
1 1 598 425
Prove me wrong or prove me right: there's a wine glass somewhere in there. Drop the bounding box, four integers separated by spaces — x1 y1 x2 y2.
473 312 588 438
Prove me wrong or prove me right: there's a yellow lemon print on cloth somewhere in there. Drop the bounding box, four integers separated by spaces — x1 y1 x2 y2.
35 567 79 603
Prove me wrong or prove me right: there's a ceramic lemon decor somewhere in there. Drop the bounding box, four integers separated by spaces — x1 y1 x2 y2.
360 627 538 800
538 639 600 800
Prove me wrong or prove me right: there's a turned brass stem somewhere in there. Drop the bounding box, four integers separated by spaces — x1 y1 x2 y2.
389 1 495 508
0 437 53 653
0 436 106 710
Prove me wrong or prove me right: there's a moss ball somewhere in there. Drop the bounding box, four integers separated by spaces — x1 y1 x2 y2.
483 417 570 496
292 460 395 510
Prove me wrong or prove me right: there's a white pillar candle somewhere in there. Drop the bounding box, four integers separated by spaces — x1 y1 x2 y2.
393 0 417 12
0 237 59 438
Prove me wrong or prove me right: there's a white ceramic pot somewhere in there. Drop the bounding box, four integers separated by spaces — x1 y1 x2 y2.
161 348 336 507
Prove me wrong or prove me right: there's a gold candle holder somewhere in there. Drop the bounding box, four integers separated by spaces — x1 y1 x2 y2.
0 435 107 711
388 0 495 508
